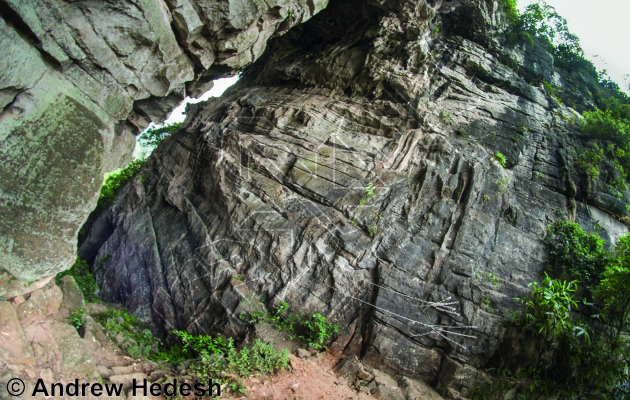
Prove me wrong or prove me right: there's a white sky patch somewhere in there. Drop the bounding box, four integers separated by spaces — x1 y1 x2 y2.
518 0 630 93
134 76 238 157
163 76 240 125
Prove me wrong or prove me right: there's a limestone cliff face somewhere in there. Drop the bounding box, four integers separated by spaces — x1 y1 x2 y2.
0 0 328 293
80 0 628 397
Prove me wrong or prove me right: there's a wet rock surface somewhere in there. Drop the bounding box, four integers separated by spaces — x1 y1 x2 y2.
76 0 628 397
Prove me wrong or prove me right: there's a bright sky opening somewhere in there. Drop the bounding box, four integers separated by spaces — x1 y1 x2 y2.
162 76 239 125
518 0 630 93
134 76 238 157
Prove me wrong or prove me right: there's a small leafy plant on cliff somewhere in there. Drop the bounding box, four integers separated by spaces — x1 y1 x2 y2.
368 226 378 237
365 181 376 197
494 152 507 167
439 110 453 125
68 306 86 331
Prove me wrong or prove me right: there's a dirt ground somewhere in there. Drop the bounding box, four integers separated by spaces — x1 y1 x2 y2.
226 351 377 400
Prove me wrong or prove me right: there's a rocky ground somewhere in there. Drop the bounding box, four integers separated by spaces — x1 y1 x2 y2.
0 276 442 400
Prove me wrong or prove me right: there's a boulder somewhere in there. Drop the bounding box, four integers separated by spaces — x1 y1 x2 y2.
79 315 108 351
50 320 97 376
371 386 406 400
61 276 85 311
0 301 34 365
396 376 444 400
15 283 63 321
334 356 364 382
0 274 55 300
373 370 398 388
295 348 312 359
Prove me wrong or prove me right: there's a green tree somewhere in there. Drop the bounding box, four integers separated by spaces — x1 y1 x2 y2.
138 122 182 151
545 221 610 291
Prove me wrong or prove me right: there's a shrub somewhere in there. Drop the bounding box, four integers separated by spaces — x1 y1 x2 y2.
439 111 453 125
499 0 518 24
541 81 563 104
545 221 610 291
365 181 376 197
97 307 162 360
174 331 289 376
241 301 340 349
508 222 630 398
513 272 582 338
581 97 630 147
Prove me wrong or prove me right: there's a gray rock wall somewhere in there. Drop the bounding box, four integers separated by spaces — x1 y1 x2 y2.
0 0 328 292
80 0 628 397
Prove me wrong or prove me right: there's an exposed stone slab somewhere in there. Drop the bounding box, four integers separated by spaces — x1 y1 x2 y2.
0 301 34 365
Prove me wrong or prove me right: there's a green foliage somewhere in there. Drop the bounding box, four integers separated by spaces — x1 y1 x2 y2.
149 344 192 365
494 152 507 167
97 307 163 360
125 329 162 359
99 307 142 334
480 294 492 311
541 81 563 104
137 122 181 150
495 176 509 188
68 306 86 331
577 144 604 178
516 119 529 133
498 0 518 24
520 31 534 47
545 221 609 291
439 110 453 125
55 258 99 302
240 301 340 349
368 226 377 237
365 181 376 197
508 222 630 398
174 330 289 376
581 98 630 152
476 271 500 288
97 158 146 211
513 272 582 338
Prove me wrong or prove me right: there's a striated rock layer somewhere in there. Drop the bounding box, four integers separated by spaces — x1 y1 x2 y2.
82 0 628 397
0 0 327 291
